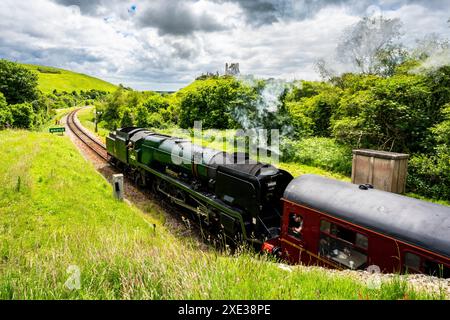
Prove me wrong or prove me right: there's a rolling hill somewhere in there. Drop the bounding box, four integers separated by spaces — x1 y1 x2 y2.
22 64 118 93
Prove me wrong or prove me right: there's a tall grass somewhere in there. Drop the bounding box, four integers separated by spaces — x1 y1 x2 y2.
281 137 353 175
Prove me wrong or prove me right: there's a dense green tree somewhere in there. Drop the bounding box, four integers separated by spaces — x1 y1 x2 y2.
408 146 450 200
432 103 450 145
102 88 127 129
178 77 254 129
286 82 341 137
142 94 169 112
9 103 34 129
120 108 134 128
0 60 39 104
0 92 13 128
135 105 150 128
331 72 446 153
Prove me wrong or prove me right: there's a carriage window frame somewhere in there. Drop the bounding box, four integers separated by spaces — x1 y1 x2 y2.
403 251 449 278
287 212 304 240
318 219 369 270
319 219 368 252
403 251 421 274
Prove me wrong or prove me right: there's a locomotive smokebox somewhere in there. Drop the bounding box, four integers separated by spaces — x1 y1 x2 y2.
352 149 409 194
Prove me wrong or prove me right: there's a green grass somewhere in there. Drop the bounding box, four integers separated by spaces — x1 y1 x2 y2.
22 64 118 94
77 107 109 143
0 130 441 300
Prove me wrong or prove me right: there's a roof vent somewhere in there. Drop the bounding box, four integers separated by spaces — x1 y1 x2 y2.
359 184 374 190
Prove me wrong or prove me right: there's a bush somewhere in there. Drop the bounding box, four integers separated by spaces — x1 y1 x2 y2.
37 67 61 74
142 94 169 112
0 60 39 104
147 113 167 129
407 146 450 200
432 103 450 145
9 103 34 129
0 92 13 128
332 74 438 153
100 88 174 130
281 137 352 175
120 108 134 128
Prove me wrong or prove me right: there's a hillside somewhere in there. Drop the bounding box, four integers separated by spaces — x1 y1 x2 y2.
0 129 439 300
22 64 118 93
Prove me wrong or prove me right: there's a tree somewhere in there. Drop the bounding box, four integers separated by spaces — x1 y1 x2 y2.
103 88 127 129
178 77 252 129
0 92 13 128
142 94 169 112
9 103 34 129
286 81 341 137
336 16 404 75
0 60 39 104
136 105 150 128
373 44 408 76
432 103 450 146
331 73 442 153
120 108 134 128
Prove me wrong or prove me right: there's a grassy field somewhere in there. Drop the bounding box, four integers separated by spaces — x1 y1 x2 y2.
22 64 118 94
0 130 441 300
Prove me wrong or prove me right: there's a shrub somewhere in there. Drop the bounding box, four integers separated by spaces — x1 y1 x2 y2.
147 113 167 129
120 108 134 128
432 103 450 145
0 92 13 128
407 146 450 200
0 60 39 104
9 103 34 129
37 67 61 74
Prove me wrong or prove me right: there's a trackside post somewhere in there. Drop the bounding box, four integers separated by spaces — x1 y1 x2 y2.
112 174 124 201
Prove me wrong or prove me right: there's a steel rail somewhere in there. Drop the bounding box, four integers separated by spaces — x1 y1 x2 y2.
67 109 108 161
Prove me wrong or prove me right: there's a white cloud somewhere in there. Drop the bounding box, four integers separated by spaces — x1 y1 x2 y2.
0 0 449 91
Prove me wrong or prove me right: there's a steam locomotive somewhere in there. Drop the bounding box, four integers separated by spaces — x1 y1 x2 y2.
106 127 293 244
106 127 450 277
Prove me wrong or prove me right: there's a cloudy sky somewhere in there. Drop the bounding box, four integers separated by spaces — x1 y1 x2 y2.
0 0 449 91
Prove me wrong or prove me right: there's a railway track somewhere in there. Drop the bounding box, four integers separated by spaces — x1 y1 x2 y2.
66 109 109 161
65 109 219 249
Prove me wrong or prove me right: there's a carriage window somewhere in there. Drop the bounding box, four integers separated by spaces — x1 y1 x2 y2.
330 224 356 243
404 252 449 278
319 220 368 270
404 252 421 273
320 220 331 233
288 213 303 239
356 233 368 250
423 260 450 278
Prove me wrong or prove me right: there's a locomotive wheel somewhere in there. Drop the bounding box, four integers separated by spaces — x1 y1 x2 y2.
134 171 146 188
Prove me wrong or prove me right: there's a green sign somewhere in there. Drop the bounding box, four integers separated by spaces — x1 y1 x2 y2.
49 127 66 134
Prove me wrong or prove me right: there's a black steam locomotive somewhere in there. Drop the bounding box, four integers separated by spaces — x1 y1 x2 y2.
106 127 293 245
